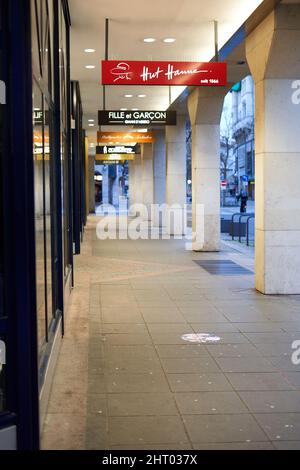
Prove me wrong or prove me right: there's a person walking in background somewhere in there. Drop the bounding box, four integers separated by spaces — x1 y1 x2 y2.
237 188 248 213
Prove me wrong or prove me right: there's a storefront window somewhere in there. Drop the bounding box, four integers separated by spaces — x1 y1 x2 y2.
59 0 71 279
33 84 48 349
31 0 56 356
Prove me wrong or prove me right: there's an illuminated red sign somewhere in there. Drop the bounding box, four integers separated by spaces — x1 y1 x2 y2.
101 61 227 86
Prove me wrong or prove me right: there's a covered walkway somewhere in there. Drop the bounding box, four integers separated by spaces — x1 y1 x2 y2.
42 216 300 450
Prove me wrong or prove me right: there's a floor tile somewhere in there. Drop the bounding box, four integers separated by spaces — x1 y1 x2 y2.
85 415 108 450
167 373 233 392
105 372 170 393
254 413 300 441
239 391 300 413
226 372 294 391
107 393 178 416
155 344 210 358
243 332 297 344
207 344 261 357
215 357 277 373
87 394 107 415
140 307 186 323
235 323 283 333
283 372 300 388
108 416 189 445
254 343 294 357
102 333 152 346
191 323 239 333
175 391 248 414
161 357 220 374
183 414 268 443
101 323 147 334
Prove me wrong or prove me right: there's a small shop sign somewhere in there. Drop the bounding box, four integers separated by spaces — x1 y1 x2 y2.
97 131 155 144
98 110 176 126
96 145 138 155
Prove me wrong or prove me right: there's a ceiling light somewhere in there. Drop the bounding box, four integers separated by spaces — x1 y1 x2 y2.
89 124 94 127
132 108 138 111
120 108 127 111
143 38 156 43
138 94 146 98
163 38 176 43
88 119 94 122
84 48 95 53
89 143 95 147
124 94 133 98
85 65 95 69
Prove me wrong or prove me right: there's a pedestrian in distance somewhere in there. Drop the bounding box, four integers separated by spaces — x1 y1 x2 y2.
237 188 248 213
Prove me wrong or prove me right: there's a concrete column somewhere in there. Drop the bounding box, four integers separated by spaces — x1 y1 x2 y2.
89 155 95 213
188 87 227 251
246 3 300 294
141 143 154 221
128 160 136 214
112 174 120 207
102 166 109 205
134 155 142 205
165 114 187 235
153 129 166 227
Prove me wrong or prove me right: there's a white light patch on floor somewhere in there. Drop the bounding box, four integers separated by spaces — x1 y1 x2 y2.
181 333 221 344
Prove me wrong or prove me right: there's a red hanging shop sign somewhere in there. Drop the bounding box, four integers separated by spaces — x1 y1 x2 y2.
101 60 227 86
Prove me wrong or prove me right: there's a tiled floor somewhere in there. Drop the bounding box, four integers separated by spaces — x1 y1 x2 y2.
42 216 300 450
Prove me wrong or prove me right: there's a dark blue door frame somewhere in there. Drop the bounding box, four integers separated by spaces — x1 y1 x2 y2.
0 0 40 450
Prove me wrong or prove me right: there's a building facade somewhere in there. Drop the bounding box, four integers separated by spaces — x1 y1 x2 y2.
232 76 255 199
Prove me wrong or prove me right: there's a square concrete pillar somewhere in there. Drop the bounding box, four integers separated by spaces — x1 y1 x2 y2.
89 155 95 214
153 130 166 227
188 88 228 251
165 115 187 235
246 3 300 294
128 160 136 215
141 143 154 221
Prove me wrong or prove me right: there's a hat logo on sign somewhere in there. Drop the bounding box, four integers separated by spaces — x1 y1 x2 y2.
110 62 132 83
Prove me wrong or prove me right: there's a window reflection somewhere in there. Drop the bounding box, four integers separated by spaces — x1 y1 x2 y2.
44 98 53 329
59 1 71 278
31 0 60 357
31 0 72 361
33 85 48 350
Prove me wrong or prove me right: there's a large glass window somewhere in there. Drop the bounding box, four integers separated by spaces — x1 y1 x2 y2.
31 0 56 358
33 84 48 350
59 0 71 279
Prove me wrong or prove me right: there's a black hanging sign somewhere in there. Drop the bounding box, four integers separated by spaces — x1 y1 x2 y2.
98 110 177 126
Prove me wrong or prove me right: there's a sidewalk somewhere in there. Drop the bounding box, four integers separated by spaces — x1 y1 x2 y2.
42 215 300 450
